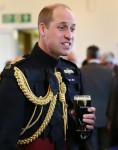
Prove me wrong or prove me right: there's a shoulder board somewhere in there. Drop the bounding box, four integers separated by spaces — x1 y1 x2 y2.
4 55 29 70
0 55 31 81
4 54 30 69
5 57 25 69
0 57 29 80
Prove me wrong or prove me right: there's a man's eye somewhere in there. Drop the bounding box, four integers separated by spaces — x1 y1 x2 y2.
58 26 65 30
71 27 75 32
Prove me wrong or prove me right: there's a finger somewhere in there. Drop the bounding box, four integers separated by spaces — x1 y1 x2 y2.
86 124 94 130
83 114 96 120
88 107 96 114
83 118 95 126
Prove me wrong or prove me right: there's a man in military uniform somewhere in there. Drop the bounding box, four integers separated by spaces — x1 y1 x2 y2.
0 3 96 150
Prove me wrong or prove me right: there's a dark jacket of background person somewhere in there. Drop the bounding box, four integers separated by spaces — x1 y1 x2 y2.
81 45 113 127
81 63 113 127
80 45 113 150
107 68 118 148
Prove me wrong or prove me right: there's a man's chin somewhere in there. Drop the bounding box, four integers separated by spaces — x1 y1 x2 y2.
62 50 71 56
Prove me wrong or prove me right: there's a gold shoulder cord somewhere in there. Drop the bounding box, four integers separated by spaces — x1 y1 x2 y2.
14 67 67 145
5 58 25 69
56 72 68 140
14 67 54 105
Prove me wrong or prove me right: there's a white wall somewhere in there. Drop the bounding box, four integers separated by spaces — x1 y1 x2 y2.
0 29 16 70
0 0 118 69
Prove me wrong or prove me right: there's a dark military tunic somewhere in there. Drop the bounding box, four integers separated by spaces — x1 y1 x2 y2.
0 43 84 150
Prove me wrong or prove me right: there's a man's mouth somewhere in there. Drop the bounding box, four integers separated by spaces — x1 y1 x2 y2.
61 42 71 48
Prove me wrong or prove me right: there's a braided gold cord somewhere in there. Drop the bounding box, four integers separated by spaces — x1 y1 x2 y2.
14 67 54 105
59 82 67 102
20 106 37 135
18 95 57 145
59 80 68 140
20 106 43 135
14 67 67 145
5 58 25 69
55 72 62 83
27 106 43 129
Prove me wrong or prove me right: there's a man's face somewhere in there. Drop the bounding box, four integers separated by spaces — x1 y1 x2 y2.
40 7 76 58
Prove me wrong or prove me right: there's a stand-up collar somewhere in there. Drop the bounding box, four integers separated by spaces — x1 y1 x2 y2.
30 42 59 69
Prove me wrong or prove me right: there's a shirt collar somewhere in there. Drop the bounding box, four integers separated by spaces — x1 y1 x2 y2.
88 59 100 64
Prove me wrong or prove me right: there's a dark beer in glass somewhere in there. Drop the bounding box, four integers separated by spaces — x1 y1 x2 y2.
74 95 91 139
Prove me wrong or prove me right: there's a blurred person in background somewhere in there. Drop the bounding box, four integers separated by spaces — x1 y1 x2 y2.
100 52 117 72
80 45 113 150
81 59 88 66
106 68 118 150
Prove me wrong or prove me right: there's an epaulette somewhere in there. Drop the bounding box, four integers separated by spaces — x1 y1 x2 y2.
0 55 31 81
4 56 28 70
0 57 29 81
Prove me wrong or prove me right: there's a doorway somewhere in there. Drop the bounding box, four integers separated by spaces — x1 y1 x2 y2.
17 28 39 55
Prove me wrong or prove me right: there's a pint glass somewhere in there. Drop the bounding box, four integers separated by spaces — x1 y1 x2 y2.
74 95 91 139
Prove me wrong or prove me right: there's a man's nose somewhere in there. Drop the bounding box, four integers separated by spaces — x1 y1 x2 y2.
64 30 73 40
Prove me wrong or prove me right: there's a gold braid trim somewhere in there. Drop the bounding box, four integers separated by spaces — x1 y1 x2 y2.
59 82 68 140
20 106 43 135
5 58 25 69
55 72 67 140
14 67 54 105
17 95 57 145
27 106 43 129
13 67 62 145
14 67 67 145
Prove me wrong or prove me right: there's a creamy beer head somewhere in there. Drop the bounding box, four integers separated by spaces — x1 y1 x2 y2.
74 95 91 106
74 95 91 101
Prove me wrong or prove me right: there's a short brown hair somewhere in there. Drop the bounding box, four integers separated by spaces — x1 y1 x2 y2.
38 3 71 28
87 45 100 59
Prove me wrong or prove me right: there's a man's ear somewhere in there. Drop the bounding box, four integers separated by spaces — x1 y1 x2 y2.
38 23 46 36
